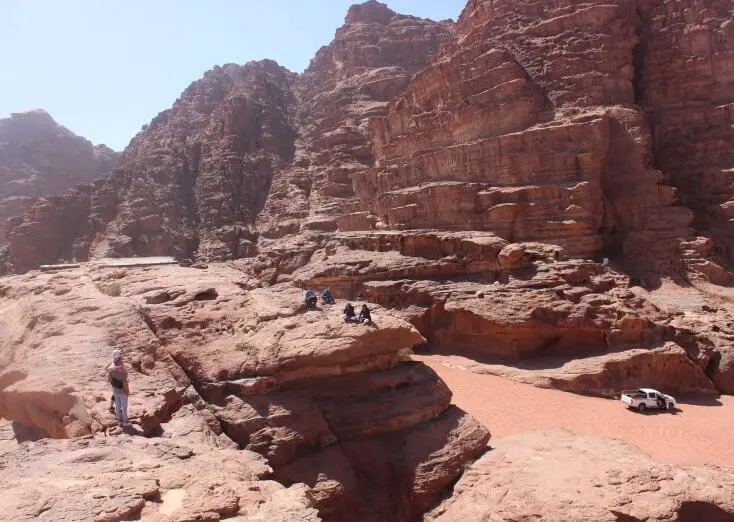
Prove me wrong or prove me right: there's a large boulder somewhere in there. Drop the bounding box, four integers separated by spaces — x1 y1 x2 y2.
427 429 734 522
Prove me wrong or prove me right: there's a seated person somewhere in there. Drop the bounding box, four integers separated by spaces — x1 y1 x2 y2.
304 289 317 310
321 288 334 304
359 304 372 324
343 302 357 322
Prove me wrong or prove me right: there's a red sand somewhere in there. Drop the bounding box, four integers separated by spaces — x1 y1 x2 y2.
417 355 734 468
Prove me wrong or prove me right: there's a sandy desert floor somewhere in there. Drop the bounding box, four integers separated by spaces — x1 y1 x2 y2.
417 355 734 468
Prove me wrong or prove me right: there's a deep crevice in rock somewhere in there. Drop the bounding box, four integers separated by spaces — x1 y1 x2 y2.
631 8 650 106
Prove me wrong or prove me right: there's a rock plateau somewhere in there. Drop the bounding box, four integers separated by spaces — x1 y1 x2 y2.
0 263 489 521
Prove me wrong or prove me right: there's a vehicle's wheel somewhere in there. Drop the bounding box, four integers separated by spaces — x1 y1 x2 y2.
637 403 647 413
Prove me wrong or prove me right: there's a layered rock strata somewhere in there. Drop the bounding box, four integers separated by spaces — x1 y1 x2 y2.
0 262 489 521
641 0 734 267
352 0 730 284
288 231 734 395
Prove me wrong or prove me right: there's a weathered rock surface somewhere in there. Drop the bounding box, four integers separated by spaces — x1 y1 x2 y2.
285 229 734 396
0 262 489 521
3 1 734 400
353 0 730 285
641 0 734 269
0 413 320 522
4 61 299 270
3 2 452 272
427 429 734 522
0 110 118 243
2 1 734 519
260 1 453 235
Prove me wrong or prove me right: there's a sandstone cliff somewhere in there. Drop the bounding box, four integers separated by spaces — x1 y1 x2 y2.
3 0 734 397
335 0 734 395
354 0 732 286
0 263 489 521
2 2 734 520
2 4 452 272
0 110 118 243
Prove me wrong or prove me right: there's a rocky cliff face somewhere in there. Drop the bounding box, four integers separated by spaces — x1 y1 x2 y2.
0 263 488 521
4 2 733 282
0 110 118 243
354 0 731 285
3 3 452 272
262 1 453 235
641 0 734 268
5 62 298 270
3 0 734 396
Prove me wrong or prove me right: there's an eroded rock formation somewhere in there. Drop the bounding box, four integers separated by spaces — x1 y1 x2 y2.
354 0 731 285
0 110 118 243
0 416 319 522
287 230 734 395
4 62 298 270
2 1 734 519
427 429 734 521
3 4 452 272
0 263 488 521
1 0 732 412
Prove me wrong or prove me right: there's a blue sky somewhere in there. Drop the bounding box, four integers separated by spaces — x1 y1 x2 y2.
1 1 465 151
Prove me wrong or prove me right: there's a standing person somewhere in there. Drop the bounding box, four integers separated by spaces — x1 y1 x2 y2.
359 304 372 324
108 350 130 427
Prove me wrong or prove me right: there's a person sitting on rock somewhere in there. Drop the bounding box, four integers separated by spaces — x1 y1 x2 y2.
321 288 335 305
359 304 372 324
343 302 358 322
304 289 317 310
108 350 130 428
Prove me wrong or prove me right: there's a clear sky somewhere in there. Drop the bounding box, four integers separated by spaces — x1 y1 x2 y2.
1 1 465 151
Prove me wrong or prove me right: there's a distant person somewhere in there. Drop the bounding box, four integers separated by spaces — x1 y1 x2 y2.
321 288 335 305
304 289 317 310
343 302 358 322
359 304 372 325
107 350 130 427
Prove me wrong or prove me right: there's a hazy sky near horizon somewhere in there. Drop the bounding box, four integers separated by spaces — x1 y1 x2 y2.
2 1 465 151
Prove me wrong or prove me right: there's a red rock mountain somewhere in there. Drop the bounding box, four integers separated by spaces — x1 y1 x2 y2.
2 1 734 521
3 0 734 394
2 3 452 270
0 109 118 244
4 0 733 285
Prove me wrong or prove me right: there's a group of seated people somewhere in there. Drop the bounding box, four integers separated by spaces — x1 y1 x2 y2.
343 302 371 324
303 288 372 324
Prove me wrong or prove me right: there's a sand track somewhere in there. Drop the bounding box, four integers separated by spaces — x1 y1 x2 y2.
418 355 734 468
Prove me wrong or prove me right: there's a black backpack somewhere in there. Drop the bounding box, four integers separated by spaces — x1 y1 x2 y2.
109 374 124 390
